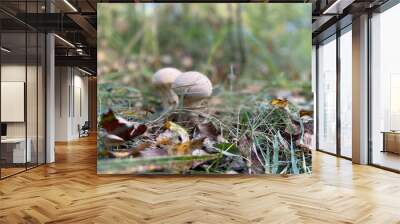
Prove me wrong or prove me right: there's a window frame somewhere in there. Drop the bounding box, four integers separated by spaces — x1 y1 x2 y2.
315 22 353 160
367 0 400 173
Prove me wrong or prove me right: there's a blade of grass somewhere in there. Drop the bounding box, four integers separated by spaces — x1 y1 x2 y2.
272 135 279 174
98 154 219 174
290 135 299 175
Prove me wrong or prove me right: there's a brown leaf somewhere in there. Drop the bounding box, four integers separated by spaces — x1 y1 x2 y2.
131 124 147 138
190 137 206 149
300 110 313 117
197 122 220 141
100 109 135 140
271 98 288 108
164 121 190 142
100 109 147 141
175 142 191 155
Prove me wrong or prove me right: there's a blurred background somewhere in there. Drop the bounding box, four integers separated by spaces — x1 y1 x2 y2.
97 3 312 114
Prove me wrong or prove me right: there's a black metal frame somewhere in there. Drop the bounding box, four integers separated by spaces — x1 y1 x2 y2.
315 19 353 162
0 0 47 180
367 10 372 166
336 21 341 157
315 44 319 152
315 0 400 172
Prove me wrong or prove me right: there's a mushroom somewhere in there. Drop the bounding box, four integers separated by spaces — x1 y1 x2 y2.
103 133 125 147
152 67 182 110
171 71 213 107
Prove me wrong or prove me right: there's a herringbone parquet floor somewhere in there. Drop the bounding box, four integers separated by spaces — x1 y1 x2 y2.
1 136 400 224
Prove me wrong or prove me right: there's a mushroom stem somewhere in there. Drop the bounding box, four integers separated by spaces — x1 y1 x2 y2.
161 87 179 110
152 67 182 110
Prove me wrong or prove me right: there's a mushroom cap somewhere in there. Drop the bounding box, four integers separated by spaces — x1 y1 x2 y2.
152 67 182 86
172 71 212 98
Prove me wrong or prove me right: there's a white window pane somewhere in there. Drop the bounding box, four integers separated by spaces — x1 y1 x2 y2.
371 3 400 171
318 37 337 154
340 29 352 158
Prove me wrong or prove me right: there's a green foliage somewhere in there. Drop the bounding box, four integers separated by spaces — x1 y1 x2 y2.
98 3 311 96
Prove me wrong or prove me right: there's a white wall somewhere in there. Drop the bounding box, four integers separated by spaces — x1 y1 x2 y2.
55 67 89 141
72 73 89 138
55 67 70 141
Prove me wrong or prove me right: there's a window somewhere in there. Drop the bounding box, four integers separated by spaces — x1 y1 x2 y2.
317 36 337 154
0 1 46 179
339 28 352 158
370 3 400 171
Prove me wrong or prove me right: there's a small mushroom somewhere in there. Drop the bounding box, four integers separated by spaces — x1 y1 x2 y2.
152 67 182 110
103 133 125 147
171 71 212 107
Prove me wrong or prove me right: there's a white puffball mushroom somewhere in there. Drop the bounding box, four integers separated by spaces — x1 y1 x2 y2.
152 67 182 110
152 67 181 85
103 133 125 147
172 71 213 107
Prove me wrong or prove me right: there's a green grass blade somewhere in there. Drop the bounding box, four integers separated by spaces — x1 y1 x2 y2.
290 136 299 175
271 135 279 174
98 154 220 174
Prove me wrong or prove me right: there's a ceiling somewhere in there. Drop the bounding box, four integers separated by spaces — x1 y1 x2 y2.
0 0 97 74
311 0 390 43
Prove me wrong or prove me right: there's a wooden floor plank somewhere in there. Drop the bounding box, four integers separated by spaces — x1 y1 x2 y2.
0 136 399 224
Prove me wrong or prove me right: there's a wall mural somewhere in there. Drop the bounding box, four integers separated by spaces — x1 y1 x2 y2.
97 3 313 175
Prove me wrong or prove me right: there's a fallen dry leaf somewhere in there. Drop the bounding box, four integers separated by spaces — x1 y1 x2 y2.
271 98 288 108
197 122 219 141
100 109 147 141
132 124 147 138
